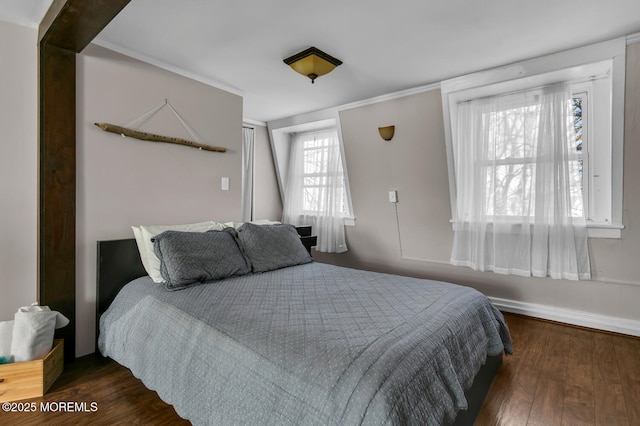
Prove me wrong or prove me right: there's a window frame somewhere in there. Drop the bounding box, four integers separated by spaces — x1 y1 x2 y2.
441 37 626 238
268 109 355 224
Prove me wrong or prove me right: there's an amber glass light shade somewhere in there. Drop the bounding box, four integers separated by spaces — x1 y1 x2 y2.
284 47 342 83
378 125 395 141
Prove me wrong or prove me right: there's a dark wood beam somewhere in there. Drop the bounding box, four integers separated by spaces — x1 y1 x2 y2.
39 0 131 53
39 42 77 362
38 0 131 362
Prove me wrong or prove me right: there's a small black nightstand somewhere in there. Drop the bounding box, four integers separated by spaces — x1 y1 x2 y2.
295 226 317 254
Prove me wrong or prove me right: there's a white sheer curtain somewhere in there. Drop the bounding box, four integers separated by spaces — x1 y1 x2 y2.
451 83 590 280
282 129 348 253
241 127 255 222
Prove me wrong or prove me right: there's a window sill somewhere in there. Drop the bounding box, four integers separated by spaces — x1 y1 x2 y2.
448 220 623 238
586 222 624 238
296 214 356 227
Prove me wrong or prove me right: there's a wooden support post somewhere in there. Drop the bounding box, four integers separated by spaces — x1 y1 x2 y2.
39 42 77 362
38 0 132 362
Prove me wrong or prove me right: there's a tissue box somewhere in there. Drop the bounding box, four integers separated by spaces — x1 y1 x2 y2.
0 339 63 402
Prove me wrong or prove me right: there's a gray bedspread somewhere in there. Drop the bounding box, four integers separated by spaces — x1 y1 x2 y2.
99 262 512 425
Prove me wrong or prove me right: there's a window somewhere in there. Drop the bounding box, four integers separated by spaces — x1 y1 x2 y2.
449 82 592 279
442 37 626 238
299 130 350 215
468 89 585 220
269 113 353 253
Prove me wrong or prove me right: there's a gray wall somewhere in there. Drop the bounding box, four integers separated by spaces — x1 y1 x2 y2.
76 44 243 356
0 22 37 320
251 123 282 221
0 34 278 356
314 41 640 330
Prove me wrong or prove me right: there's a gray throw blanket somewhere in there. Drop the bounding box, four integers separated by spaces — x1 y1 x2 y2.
99 262 512 425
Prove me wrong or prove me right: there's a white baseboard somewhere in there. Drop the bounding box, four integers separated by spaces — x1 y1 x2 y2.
489 297 640 337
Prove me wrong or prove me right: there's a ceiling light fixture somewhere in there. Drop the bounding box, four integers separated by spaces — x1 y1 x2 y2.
283 47 342 84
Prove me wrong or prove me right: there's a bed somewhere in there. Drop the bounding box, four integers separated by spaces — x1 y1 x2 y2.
96 224 511 425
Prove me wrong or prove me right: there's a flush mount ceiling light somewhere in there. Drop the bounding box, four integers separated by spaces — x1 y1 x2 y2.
283 47 342 84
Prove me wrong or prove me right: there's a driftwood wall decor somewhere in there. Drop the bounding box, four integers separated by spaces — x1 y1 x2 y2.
95 99 227 153
94 122 227 153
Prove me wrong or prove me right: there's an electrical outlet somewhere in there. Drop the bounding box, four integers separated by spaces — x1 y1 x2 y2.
221 177 229 191
388 190 398 203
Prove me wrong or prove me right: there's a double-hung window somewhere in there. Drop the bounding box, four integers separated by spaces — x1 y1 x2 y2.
443 38 626 237
441 37 626 279
272 116 353 254
299 130 350 216
469 89 585 220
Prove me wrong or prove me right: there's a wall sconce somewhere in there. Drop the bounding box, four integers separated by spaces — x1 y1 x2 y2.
378 125 395 141
283 47 343 84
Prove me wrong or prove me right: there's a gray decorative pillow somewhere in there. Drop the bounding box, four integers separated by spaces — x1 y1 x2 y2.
236 223 312 273
153 228 251 290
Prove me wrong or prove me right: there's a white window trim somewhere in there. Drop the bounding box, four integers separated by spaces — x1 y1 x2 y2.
441 37 626 238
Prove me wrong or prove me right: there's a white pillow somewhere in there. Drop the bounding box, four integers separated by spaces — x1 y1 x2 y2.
223 219 281 229
132 226 152 281
135 221 227 283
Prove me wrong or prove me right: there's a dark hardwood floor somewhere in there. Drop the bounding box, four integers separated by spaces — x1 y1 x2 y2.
3 313 639 425
1 353 189 425
477 313 640 426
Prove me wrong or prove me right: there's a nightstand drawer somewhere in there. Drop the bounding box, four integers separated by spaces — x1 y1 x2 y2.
300 235 317 253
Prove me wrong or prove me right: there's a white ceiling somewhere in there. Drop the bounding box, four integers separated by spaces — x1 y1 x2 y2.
0 0 51 27
3 0 640 123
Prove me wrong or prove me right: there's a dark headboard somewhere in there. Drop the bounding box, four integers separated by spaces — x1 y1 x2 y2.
96 238 146 316
95 238 146 354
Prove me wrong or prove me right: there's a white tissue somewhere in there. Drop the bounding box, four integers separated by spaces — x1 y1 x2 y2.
10 303 69 362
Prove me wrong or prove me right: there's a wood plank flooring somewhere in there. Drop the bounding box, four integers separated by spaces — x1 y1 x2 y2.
1 354 189 425
2 313 638 425
476 313 640 426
